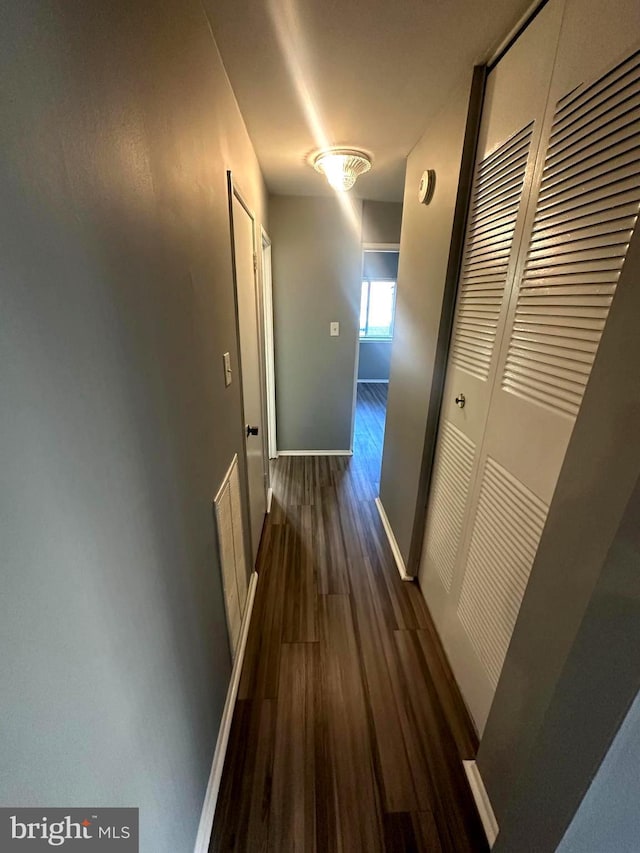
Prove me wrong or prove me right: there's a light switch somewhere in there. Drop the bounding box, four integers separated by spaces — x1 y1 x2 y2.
223 352 232 387
330 321 340 336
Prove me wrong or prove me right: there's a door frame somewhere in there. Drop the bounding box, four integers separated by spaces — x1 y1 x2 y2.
261 228 277 459
227 172 268 564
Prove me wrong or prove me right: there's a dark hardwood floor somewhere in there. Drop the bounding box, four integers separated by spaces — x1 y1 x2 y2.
353 382 388 493
210 383 487 852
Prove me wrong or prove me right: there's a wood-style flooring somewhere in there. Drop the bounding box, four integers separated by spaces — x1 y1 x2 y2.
210 383 487 852
353 382 388 493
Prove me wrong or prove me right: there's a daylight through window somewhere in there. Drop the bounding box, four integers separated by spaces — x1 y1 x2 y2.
360 279 396 340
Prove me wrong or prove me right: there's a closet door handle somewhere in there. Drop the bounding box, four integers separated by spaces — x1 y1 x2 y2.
455 393 466 409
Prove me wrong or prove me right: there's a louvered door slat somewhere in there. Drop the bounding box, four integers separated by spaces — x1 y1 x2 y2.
539 160 640 208
457 458 549 688
502 50 640 417
473 170 529 209
450 123 533 380
518 302 612 317
546 122 640 179
511 327 600 351
553 53 640 131
536 173 640 218
508 337 595 366
528 238 631 262
469 202 522 235
541 141 640 192
550 87 640 152
466 240 514 260
532 203 639 239
555 53 640 122
476 151 530 187
507 352 590 382
423 421 476 593
547 112 639 173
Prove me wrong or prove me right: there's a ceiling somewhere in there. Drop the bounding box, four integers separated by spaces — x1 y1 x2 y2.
205 0 534 201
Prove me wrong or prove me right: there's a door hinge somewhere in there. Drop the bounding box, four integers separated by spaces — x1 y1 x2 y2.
253 252 258 272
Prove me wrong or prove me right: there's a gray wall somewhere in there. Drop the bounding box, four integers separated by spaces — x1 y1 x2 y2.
362 200 403 245
269 195 363 451
0 3 266 851
379 71 474 561
558 689 640 853
358 341 392 381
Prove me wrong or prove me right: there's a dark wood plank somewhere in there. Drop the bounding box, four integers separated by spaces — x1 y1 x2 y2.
282 506 318 642
318 486 350 594
394 630 488 852
269 643 317 852
382 811 420 853
238 525 286 700
412 811 444 852
351 555 418 812
209 699 275 853
318 595 385 852
351 382 388 496
415 628 478 760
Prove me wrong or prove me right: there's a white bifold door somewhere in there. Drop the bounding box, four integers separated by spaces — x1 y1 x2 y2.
420 0 640 732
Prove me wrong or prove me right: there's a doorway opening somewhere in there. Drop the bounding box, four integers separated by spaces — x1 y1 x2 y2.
353 245 399 493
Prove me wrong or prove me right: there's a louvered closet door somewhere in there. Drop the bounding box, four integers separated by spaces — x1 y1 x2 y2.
452 37 640 729
418 0 565 707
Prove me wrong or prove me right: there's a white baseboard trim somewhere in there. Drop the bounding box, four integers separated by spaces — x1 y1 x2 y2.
266 487 273 514
193 571 258 853
356 379 389 384
463 760 499 848
277 450 353 457
374 497 413 582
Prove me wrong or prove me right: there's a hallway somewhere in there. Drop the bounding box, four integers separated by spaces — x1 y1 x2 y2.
353 382 388 494
210 439 487 850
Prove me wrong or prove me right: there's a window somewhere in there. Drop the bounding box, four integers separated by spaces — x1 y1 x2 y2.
359 279 396 340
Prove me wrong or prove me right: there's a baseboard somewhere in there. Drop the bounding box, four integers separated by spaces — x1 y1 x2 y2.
356 379 389 384
277 450 353 457
266 487 273 514
463 760 499 848
374 497 414 582
193 571 258 853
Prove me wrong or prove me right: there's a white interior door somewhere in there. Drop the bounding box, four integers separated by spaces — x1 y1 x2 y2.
420 0 640 733
231 183 267 567
261 232 278 460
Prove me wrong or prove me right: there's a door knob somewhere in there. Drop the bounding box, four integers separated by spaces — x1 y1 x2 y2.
246 424 259 437
455 393 466 409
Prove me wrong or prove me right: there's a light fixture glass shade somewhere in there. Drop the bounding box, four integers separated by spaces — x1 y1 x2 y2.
312 148 372 192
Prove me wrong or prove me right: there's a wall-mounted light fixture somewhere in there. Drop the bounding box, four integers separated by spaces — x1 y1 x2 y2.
312 148 372 192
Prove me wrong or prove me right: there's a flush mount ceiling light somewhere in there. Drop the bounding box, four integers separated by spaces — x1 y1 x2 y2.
312 148 372 192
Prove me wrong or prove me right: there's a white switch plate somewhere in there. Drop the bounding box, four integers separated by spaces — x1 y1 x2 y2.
330 321 340 336
223 352 232 387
